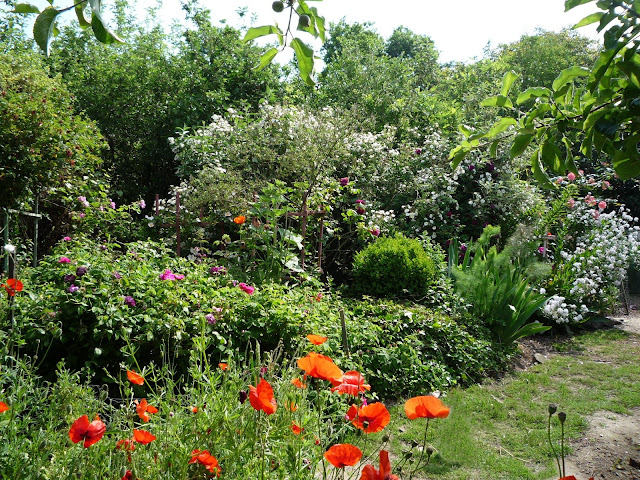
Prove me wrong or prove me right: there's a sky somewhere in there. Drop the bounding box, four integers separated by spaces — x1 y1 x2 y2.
137 0 603 63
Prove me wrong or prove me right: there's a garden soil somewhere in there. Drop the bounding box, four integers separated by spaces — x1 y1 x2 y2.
533 294 640 480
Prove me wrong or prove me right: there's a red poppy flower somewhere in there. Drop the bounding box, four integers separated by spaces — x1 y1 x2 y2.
69 414 106 448
116 438 136 452
2 278 23 296
233 215 246 225
249 378 277 415
127 369 144 385
133 429 156 444
291 422 303 435
0 401 8 413
307 334 328 345
324 443 362 468
297 352 343 383
349 402 390 433
136 398 159 422
559 477 594 480
189 449 221 476
330 370 371 396
360 450 399 480
404 395 450 420
291 377 307 389
120 471 140 480
218 362 228 370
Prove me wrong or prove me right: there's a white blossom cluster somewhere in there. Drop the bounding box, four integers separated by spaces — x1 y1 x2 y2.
544 201 640 323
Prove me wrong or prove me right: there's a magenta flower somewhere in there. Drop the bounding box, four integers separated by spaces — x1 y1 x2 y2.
63 236 72 241
370 228 380 237
340 177 349 186
355 199 365 204
210 266 227 275
238 283 255 295
58 256 71 264
415 148 422 155
205 314 216 325
356 207 365 215
109 200 116 209
77 196 89 207
537 247 545 255
124 296 136 307
64 274 76 283
567 198 575 209
67 284 79 293
113 271 122 280
76 266 88 277
159 269 185 281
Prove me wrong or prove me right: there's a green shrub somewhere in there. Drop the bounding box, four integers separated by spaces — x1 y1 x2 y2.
352 234 444 299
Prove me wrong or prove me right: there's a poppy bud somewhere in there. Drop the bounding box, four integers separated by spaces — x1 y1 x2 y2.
558 411 566 423
66 405 73 414
239 390 248 404
548 404 557 415
426 446 435 457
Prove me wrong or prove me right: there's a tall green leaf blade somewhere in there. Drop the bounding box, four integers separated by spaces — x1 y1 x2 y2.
565 0 595 11
552 66 590 91
255 47 278 71
291 37 315 86
573 12 604 28
510 133 534 158
487 117 517 137
517 87 551 104
310 7 326 43
75 3 91 29
33 7 59 56
91 11 124 44
500 71 519 97
12 3 40 13
243 25 282 42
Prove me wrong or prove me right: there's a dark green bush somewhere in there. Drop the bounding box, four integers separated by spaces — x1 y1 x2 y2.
352 235 444 299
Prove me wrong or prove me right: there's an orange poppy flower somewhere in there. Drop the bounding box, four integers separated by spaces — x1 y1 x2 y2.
218 362 228 371
291 421 303 435
288 402 298 412
133 428 156 444
349 402 390 433
330 371 371 396
307 334 328 345
69 414 106 448
191 405 199 413
324 443 362 468
189 449 221 476
291 377 307 389
297 352 343 383
233 215 246 225
135 398 159 422
127 369 144 385
360 450 399 480
2 278 23 296
0 401 8 413
404 395 450 420
249 378 277 415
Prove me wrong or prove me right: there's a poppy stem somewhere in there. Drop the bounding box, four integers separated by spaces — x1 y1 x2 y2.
561 421 565 477
547 413 561 477
409 418 430 480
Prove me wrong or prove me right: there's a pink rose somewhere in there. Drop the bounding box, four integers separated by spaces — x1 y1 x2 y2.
238 283 255 295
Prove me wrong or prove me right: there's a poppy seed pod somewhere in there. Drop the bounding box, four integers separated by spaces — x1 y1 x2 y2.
558 411 567 423
548 404 557 415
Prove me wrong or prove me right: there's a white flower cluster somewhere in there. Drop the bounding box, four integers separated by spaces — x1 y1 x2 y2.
544 201 640 323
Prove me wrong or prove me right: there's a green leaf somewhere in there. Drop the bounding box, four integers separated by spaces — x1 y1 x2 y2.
489 139 500 158
500 71 519 97
565 0 595 11
510 134 534 158
310 7 326 43
91 11 124 44
612 139 640 179
480 95 513 108
33 7 59 56
75 3 91 29
448 145 469 169
563 137 579 173
243 25 282 42
530 148 555 189
290 37 315 86
552 66 590 91
12 3 40 13
516 87 551 104
573 12 604 28
487 117 517 137
541 140 564 172
255 47 278 71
